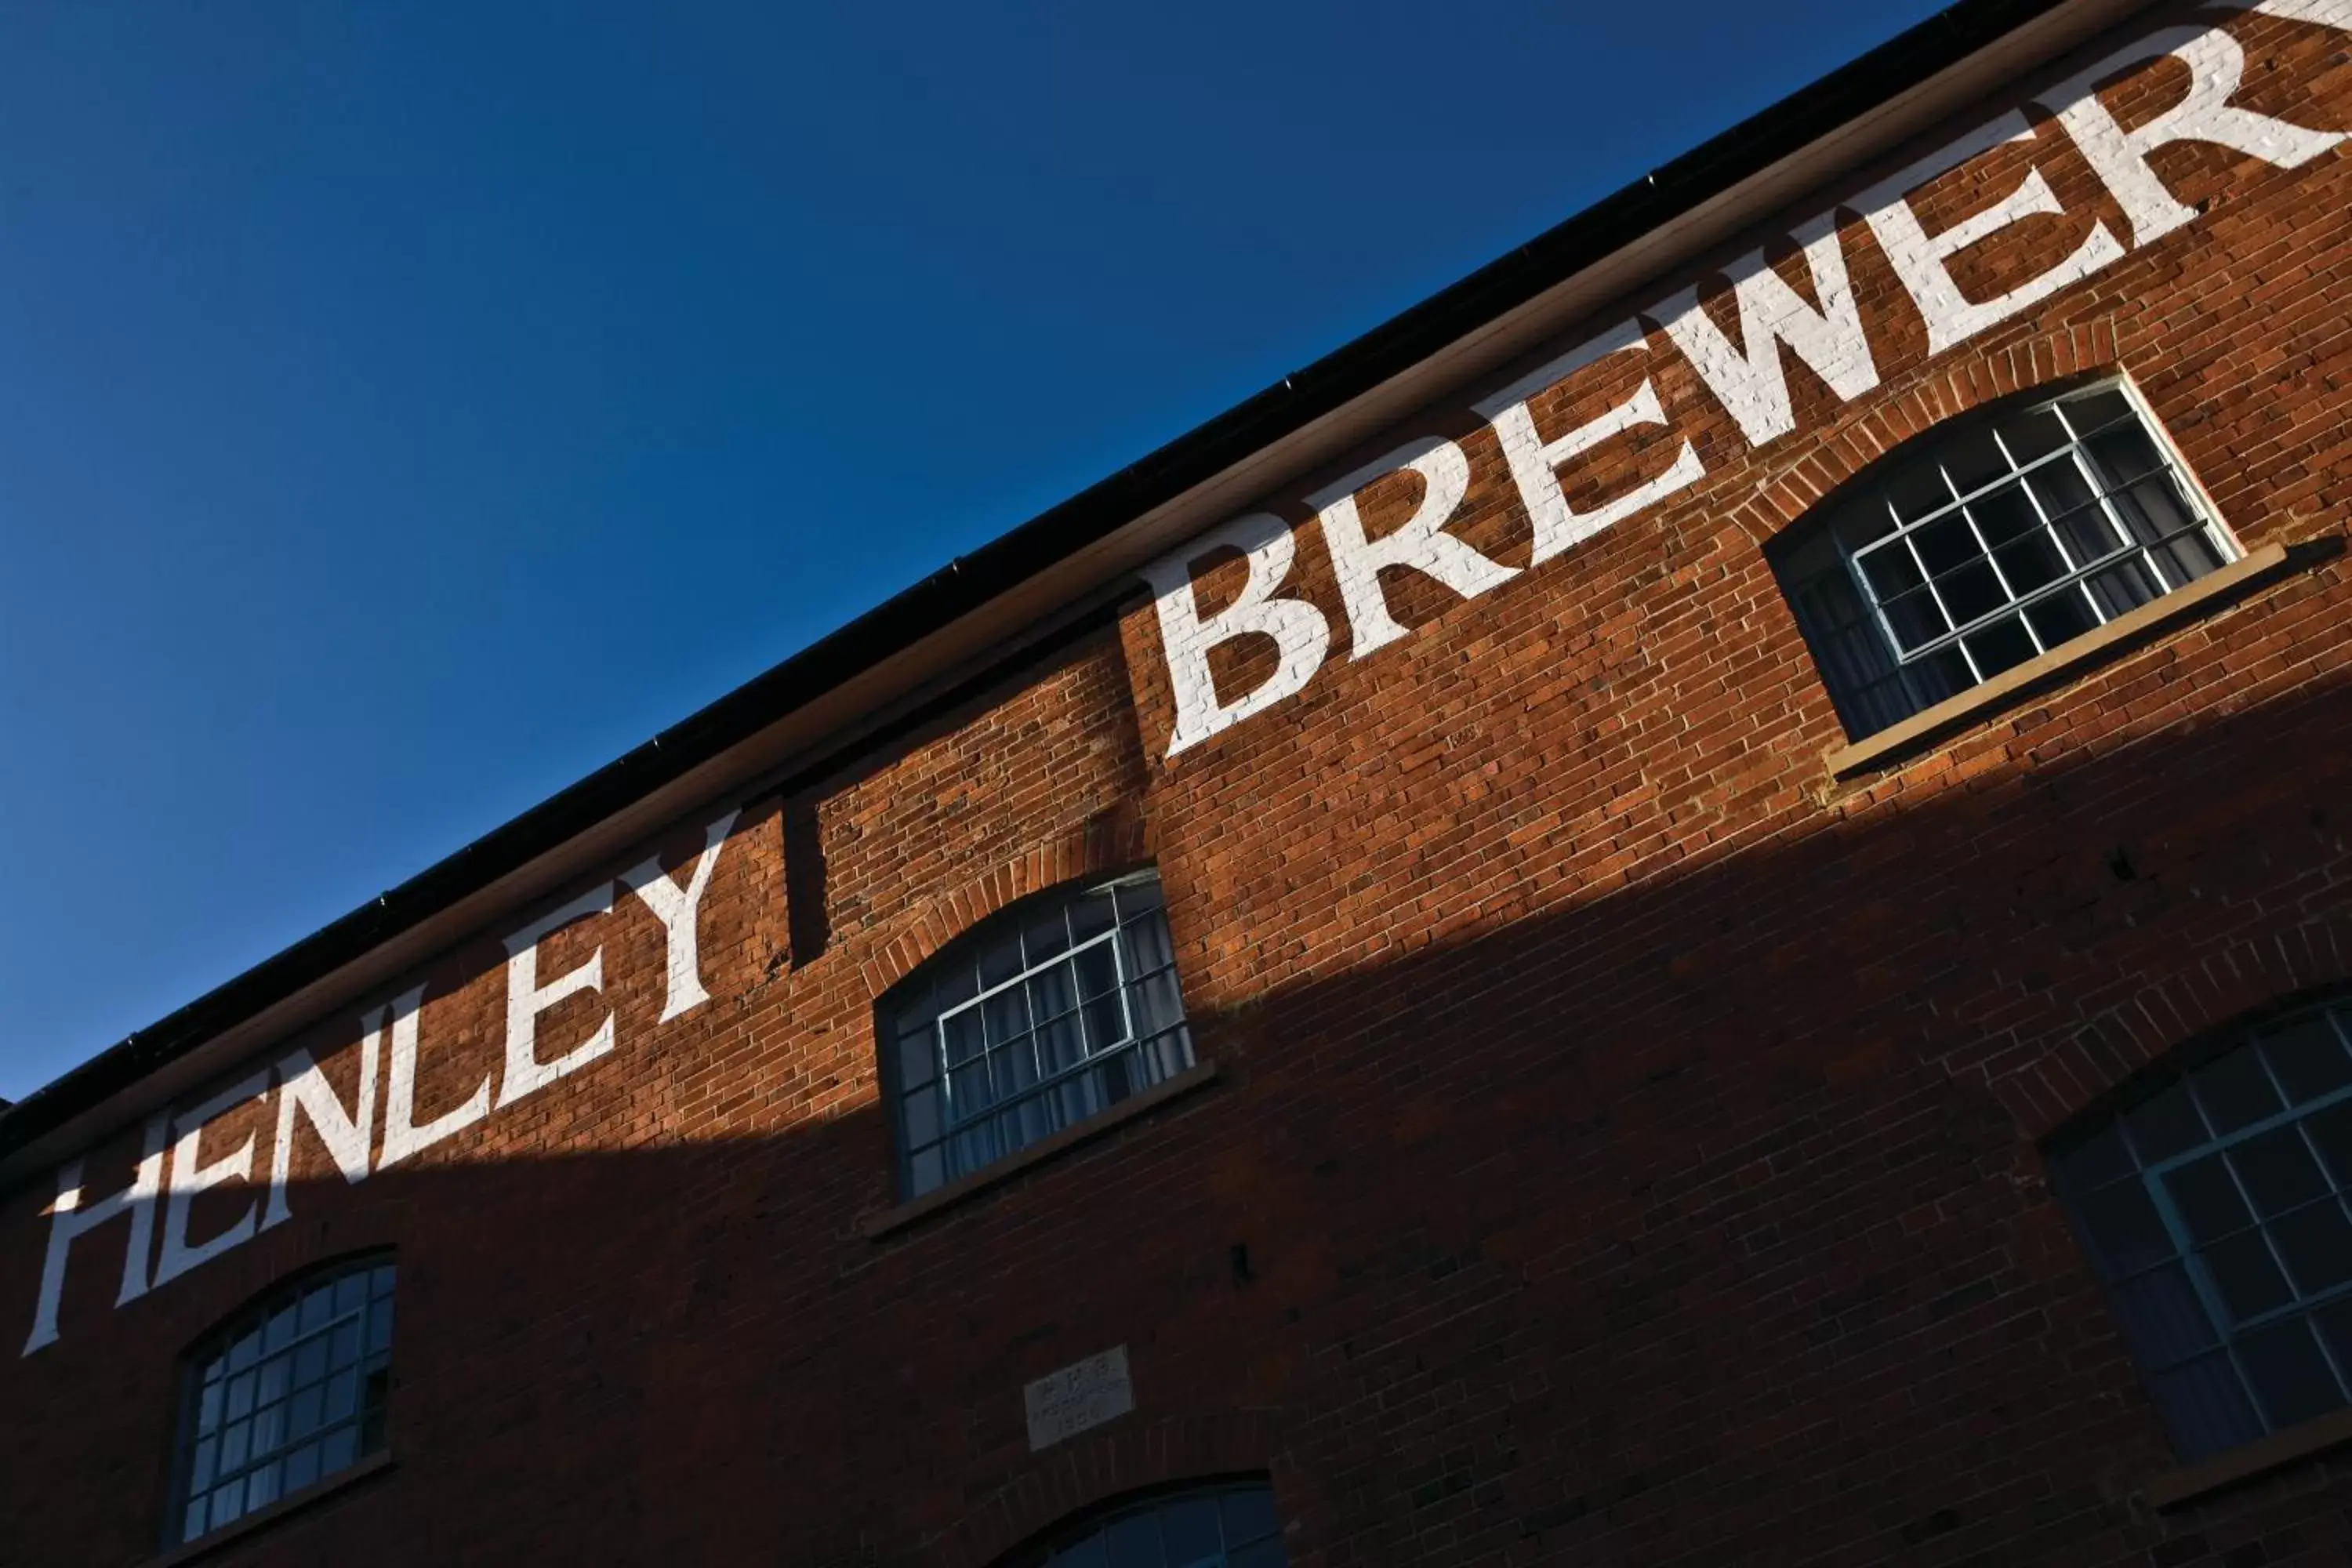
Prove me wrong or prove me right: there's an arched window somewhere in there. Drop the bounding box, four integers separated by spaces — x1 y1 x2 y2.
1003 1479 1287 1568
2048 996 2352 1460
165 1254 395 1547
1770 379 2238 740
882 869 1193 1199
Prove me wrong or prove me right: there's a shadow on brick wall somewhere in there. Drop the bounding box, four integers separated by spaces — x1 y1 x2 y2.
10 664 2352 1567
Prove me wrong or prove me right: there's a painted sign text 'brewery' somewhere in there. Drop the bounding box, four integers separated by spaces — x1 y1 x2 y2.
1144 0 2352 756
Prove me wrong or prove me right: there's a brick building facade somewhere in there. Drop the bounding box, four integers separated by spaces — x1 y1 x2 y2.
8 1 2352 1562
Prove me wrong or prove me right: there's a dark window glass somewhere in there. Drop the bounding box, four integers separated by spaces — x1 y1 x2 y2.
1772 380 2238 741
884 870 1194 1200
2051 999 2352 1460
168 1257 394 1547
1007 1481 1287 1568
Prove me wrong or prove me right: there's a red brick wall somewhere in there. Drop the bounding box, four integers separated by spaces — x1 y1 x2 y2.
8 4 2352 1564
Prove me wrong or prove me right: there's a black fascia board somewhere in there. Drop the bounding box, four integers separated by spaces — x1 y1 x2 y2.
0 0 2074 1160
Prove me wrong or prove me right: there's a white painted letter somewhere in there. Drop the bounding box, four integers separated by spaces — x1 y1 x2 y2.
1306 437 1516 659
379 982 485 1167
1855 111 2128 355
1472 320 1705 566
1142 513 1333 756
620 808 739 1022
2039 25 2343 247
24 1115 167 1355
154 1072 270 1289
263 1018 383 1230
1655 212 1880 447
2237 0 2352 28
496 884 616 1108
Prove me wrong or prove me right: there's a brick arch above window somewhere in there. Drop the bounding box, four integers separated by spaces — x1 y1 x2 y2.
1730 318 2122 550
925 1411 1284 1568
1982 915 2352 1143
859 806 1150 1001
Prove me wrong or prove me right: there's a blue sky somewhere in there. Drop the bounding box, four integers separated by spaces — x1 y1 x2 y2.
0 0 1947 1100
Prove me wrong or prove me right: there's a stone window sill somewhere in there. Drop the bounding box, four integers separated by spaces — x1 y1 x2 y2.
148 1451 395 1567
1824 539 2303 781
863 1060 1220 1240
2148 1406 2352 1510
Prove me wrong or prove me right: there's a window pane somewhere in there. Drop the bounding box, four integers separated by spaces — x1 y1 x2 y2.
1220 1488 1281 1545
977 930 1025 989
2231 1128 2328 1216
1021 905 1072 967
2125 1080 2209 1163
2086 557 2164 619
1941 426 2012 494
2051 502 2125 568
984 985 1031 1047
1104 1513 1166 1568
1067 891 1116 945
2204 1230 2294 1322
1978 482 2053 549
1998 406 2069 463
324 1369 359 1423
2238 1319 2344 1428
2150 1352 2264 1460
1075 943 1120 1000
2307 1102 2352 1185
1036 1013 1087 1080
1029 964 1078 1026
2111 1263 2217 1367
897 1027 937 1090
2085 424 2165 488
2165 1156 2252 1246
1885 463 1951 521
1857 540 1925 601
1962 617 2038 678
1160 1497 1221 1563
1936 561 2008 626
2024 587 2098 648
2028 459 2096 525
1881 588 1948 653
1994 531 2067 595
942 1009 985 1066
2194 1051 2282 1134
2059 386 2133 435
903 1086 941 1145
2269 1202 2352 1296
2261 1016 2352 1101
1911 515 1981 576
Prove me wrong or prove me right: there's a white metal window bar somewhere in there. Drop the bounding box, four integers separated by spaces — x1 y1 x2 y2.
2051 1000 2352 1460
886 871 1192 1199
1780 379 2238 740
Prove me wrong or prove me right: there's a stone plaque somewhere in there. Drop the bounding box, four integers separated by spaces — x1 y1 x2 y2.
1023 1345 1134 1451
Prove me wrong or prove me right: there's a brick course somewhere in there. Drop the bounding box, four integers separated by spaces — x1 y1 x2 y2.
9 3 2352 1563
